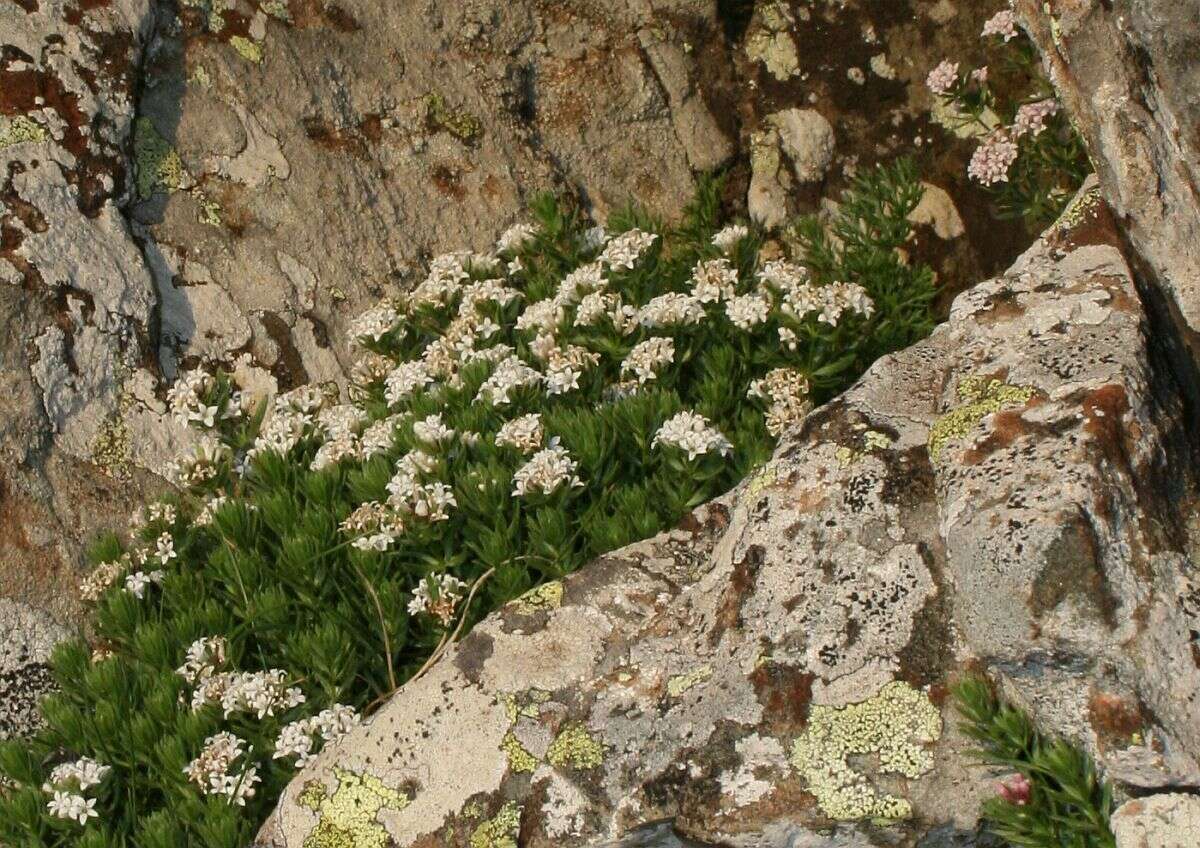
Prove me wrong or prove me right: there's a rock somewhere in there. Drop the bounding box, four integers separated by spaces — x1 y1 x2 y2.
770 108 836 184
0 598 68 740
1112 794 1200 848
747 127 792 229
908 182 965 240
0 0 735 648
1016 0 1200 366
257 182 1200 846
745 2 800 81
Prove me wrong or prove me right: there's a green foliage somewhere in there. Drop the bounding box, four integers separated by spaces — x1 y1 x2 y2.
931 24 1090 229
954 676 1116 848
0 169 938 845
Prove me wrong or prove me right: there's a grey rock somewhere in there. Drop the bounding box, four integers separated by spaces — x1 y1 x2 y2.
1112 794 1200 848
258 183 1200 846
0 598 69 740
771 108 836 184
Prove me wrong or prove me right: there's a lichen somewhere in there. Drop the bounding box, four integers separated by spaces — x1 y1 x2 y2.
546 723 603 770
0 116 48 149
425 94 483 145
837 430 893 467
469 801 521 848
746 464 779 498
501 732 538 773
134 118 187 199
666 665 712 698
192 188 222 226
510 581 563 614
1051 183 1102 235
928 375 1036 460
230 36 264 64
297 768 409 848
499 688 549 724
789 680 942 822
745 3 800 81
262 0 292 21
91 414 133 479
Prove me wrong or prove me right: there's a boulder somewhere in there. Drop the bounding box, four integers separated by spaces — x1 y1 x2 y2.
1112 794 1200 848
257 181 1200 846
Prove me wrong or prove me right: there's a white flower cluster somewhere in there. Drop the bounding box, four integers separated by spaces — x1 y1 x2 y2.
190 668 305 719
638 292 706 328
758 261 874 325
167 370 247 429
124 569 164 599
712 224 749 254
621 337 675 384
79 560 122 602
495 413 544 454
412 413 455 447
167 440 226 488
183 732 260 806
407 573 468 625
477 355 543 405
349 302 402 343
340 501 407 551
177 636 228 685
598 228 658 271
384 360 434 406
512 443 583 497
652 412 732 460
274 704 361 768
43 757 110 825
542 344 600 395
496 222 538 254
130 501 177 531
689 258 739 304
196 494 228 526
749 367 813 436
725 293 772 329
246 385 330 462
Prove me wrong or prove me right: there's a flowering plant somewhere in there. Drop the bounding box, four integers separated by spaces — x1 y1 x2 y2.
927 7 1090 228
0 171 936 845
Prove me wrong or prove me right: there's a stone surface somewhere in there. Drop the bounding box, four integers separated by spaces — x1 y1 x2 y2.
0 598 68 740
1112 794 1200 848
1016 0 1200 365
257 183 1200 846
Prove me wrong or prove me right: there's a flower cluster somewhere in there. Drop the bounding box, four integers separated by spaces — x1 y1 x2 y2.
749 368 814 437
512 444 583 497
274 705 361 768
407 573 469 625
621 337 676 384
43 757 110 825
981 8 1018 41
183 733 260 806
189 668 305 719
652 412 732 461
968 132 1020 186
598 228 658 271
495 413 545 454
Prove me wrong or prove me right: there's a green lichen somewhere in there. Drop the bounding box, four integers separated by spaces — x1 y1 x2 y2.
746 464 779 498
0 115 48 149
500 732 538 774
546 723 603 770
836 429 892 467
134 118 187 200
192 188 222 226
425 93 483 145
190 65 212 88
469 801 521 848
789 680 942 822
666 665 712 698
91 414 133 480
1051 183 1102 235
927 376 1036 461
510 581 563 614
230 36 264 64
262 0 292 21
297 768 409 848
499 689 549 724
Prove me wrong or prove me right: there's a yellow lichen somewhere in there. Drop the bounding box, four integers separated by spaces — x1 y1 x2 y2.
500 732 537 774
230 36 264 64
666 665 712 698
510 581 563 614
469 801 521 848
927 376 1036 461
91 415 133 480
746 463 779 497
1051 183 1102 236
134 118 187 199
0 115 48 149
546 723 604 770
789 680 942 822
837 429 892 467
297 768 409 848
425 93 483 144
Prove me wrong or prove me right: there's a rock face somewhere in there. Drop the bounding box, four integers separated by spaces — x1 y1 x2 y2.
0 0 734 625
1015 0 1200 365
1111 794 1200 848
257 183 1200 846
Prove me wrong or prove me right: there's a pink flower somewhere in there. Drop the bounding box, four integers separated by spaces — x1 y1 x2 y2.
1013 98 1059 138
968 132 1019 186
971 66 989 84
997 773 1032 806
926 60 959 96
982 9 1019 42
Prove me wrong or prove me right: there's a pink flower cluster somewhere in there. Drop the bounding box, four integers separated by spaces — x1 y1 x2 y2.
1013 98 1059 138
982 9 1019 42
925 60 959 96
968 133 1020 185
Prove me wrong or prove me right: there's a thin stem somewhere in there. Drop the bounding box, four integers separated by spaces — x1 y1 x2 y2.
349 559 397 692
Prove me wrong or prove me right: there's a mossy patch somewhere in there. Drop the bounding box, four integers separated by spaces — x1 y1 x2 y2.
546 723 603 770
928 376 1035 461
134 118 187 200
469 801 521 848
230 36 264 64
0 115 48 149
510 581 563 614
789 680 942 822
297 768 409 848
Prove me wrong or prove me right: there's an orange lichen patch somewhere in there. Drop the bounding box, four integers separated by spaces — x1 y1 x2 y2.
431 164 468 201
960 402 1040 465
710 545 763 645
1087 691 1148 749
1082 384 1138 464
748 662 815 736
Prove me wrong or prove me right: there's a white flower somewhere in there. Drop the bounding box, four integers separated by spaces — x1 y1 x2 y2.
124 570 164 599
621 337 675 384
556 262 606 305
638 292 706 328
384 360 434 406
968 132 1019 185
495 414 544 454
653 411 732 460
512 444 583 497
748 368 813 436
515 298 564 334
712 224 749 253
407 574 468 625
1012 98 1058 138
155 532 176 563
80 562 122 602
725 293 772 329
44 758 111 792
690 258 739 304
183 732 260 804
982 9 1018 41
274 705 361 768
177 636 227 685
598 229 658 271
925 60 958 96
360 415 403 458
349 303 401 343
413 413 455 446
580 225 609 251
476 356 542 406
496 223 538 254
46 791 97 825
